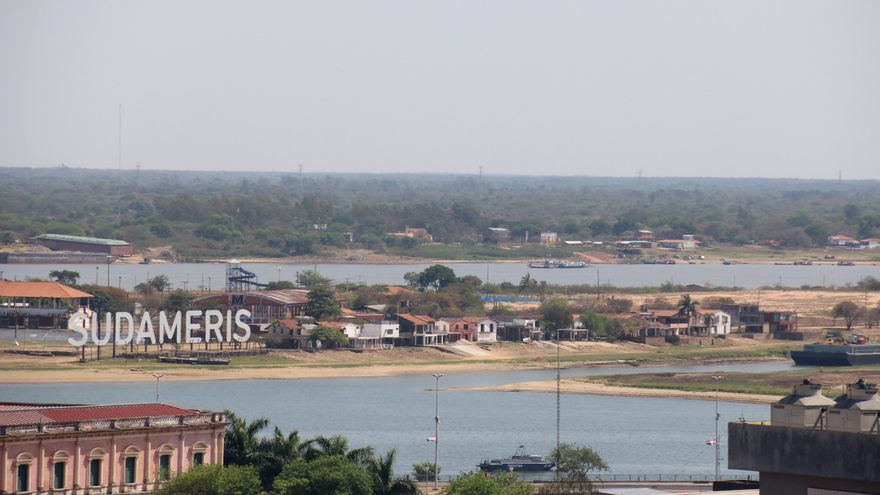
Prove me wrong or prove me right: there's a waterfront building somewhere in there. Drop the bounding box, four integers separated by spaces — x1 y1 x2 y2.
729 379 880 494
397 313 446 346
442 317 498 343
0 402 226 494
33 234 134 257
0 280 92 329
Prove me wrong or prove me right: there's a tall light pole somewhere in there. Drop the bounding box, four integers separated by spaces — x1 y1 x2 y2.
432 373 443 490
153 373 165 403
106 256 112 286
712 375 723 481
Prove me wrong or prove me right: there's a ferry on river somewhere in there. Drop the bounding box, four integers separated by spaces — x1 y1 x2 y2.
527 251 588 269
478 446 555 472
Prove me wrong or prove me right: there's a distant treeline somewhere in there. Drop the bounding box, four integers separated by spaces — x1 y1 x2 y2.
1 167 879 257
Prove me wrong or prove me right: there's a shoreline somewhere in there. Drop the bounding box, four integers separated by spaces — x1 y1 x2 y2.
456 379 782 405
0 355 789 385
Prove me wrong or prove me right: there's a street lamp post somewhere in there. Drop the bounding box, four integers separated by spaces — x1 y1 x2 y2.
432 373 443 490
106 256 112 286
153 373 165 403
712 375 723 481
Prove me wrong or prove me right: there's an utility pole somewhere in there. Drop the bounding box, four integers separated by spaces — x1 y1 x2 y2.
555 327 561 490
712 375 724 481
153 373 165 402
432 373 443 490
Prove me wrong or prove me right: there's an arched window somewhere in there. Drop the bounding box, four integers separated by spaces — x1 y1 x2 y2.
123 446 140 485
52 451 70 489
157 444 175 481
89 448 107 487
191 442 208 467
15 453 33 493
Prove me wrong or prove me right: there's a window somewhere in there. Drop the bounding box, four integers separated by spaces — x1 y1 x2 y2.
124 457 137 484
90 458 102 486
53 461 66 489
17 464 29 492
193 452 204 467
158 454 171 481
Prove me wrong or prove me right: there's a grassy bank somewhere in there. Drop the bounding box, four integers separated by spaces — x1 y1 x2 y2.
581 367 880 397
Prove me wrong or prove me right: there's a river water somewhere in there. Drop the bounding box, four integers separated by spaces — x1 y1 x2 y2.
0 362 793 477
1 261 879 290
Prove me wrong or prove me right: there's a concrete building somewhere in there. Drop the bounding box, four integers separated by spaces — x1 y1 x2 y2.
33 234 134 257
729 379 880 494
0 280 92 329
0 402 225 494
397 314 446 346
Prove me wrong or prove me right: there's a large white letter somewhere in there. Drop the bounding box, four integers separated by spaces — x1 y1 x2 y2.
159 311 182 343
67 311 89 346
185 310 203 343
137 312 156 345
92 313 113 345
115 312 135 345
233 309 251 343
204 310 224 342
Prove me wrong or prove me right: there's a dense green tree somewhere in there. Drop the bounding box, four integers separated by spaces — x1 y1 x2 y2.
163 290 195 313
48 270 80 286
310 326 348 349
266 280 297 290
416 265 457 291
296 270 332 289
154 464 262 495
539 443 608 495
540 297 572 332
442 472 533 495
272 455 373 495
305 286 342 319
367 450 418 495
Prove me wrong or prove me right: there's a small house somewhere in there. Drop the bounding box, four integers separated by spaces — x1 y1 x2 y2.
827 235 859 247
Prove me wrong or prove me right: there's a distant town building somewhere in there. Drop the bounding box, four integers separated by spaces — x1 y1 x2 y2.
0 280 92 329
861 238 880 249
0 402 226 494
485 227 511 243
827 234 860 247
539 232 558 246
33 234 134 256
657 234 699 250
636 229 654 241
730 379 880 494
387 227 433 243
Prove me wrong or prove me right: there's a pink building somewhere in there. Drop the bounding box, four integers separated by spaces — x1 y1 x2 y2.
0 402 226 494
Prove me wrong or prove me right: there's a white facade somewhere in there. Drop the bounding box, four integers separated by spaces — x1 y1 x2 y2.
361 321 400 339
703 310 732 335
474 318 497 343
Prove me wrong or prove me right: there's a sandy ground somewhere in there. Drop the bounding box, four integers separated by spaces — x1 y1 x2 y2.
458 379 783 405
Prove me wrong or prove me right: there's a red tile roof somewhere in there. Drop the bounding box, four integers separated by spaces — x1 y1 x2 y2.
398 313 435 325
0 403 199 427
0 280 92 299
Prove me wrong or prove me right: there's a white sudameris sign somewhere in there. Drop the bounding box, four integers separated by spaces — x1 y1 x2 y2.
67 309 252 346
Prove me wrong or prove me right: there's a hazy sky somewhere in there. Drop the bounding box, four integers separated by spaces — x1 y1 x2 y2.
1 1 879 178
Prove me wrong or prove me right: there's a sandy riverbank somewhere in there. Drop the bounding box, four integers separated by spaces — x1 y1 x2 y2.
0 337 795 384
457 379 783 405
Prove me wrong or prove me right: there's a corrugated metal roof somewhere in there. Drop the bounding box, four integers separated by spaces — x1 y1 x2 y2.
0 280 93 299
34 234 130 246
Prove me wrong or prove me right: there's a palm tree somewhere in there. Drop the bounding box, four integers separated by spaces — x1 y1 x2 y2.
678 294 700 336
223 411 269 467
368 449 418 495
